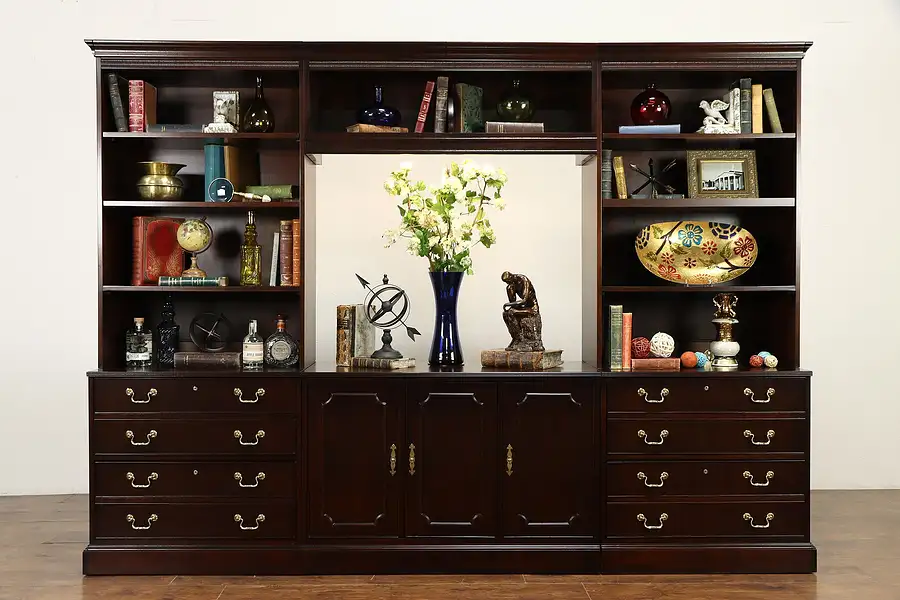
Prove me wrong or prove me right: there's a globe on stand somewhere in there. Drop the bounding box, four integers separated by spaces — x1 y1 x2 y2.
176 218 214 278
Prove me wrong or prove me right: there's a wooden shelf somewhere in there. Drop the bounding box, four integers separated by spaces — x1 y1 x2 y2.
602 285 796 293
102 132 299 141
601 198 795 209
103 201 300 210
102 285 301 293
304 132 596 154
602 133 796 141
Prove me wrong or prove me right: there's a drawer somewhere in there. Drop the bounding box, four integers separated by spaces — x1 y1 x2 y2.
606 418 807 455
94 461 295 498
92 417 296 455
607 460 808 497
93 502 295 540
92 378 299 414
605 377 807 413
606 500 808 539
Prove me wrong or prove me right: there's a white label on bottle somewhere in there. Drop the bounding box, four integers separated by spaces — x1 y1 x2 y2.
126 352 150 361
243 342 264 364
271 340 291 361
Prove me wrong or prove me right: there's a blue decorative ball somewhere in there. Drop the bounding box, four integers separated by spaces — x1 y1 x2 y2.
694 351 709 368
758 351 771 358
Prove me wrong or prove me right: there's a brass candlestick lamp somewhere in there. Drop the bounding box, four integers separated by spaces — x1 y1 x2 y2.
709 293 740 369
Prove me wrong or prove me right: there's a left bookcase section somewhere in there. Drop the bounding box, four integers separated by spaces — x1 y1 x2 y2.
97 64 304 372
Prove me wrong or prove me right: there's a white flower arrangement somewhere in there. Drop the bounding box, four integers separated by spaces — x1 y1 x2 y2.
382 160 508 274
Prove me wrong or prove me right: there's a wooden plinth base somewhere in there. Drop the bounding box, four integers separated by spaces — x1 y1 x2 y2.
601 543 817 574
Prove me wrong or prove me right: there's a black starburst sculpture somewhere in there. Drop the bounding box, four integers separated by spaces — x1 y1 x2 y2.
629 158 678 199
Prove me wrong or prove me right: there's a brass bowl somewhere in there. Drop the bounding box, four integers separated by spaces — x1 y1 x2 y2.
137 162 185 201
138 161 187 176
635 220 758 285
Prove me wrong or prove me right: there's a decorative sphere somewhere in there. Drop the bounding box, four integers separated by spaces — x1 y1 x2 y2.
764 355 779 368
632 337 651 359
695 352 709 368
680 351 698 368
630 84 671 125
650 332 675 358
749 355 764 368
757 351 772 359
176 219 213 253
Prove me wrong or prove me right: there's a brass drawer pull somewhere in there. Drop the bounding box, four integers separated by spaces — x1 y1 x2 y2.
744 429 775 446
637 387 669 403
744 387 775 403
126 472 158 488
126 513 158 530
638 471 668 488
234 472 266 488
389 443 397 476
743 470 774 487
125 387 157 404
409 443 416 476
637 512 668 529
234 429 265 446
125 430 157 446
506 444 514 476
234 387 265 403
638 429 669 445
743 512 774 528
234 513 265 530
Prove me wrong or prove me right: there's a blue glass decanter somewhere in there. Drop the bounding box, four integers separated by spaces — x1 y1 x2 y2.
358 86 401 127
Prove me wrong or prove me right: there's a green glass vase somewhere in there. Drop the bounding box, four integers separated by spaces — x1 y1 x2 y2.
496 79 534 122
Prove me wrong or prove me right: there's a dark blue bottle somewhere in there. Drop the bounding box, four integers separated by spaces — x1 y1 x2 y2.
428 271 464 367
358 86 401 127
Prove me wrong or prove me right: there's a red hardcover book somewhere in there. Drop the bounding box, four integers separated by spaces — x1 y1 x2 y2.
128 80 157 132
278 220 293 286
414 81 436 133
291 219 301 286
622 313 632 371
131 216 184 286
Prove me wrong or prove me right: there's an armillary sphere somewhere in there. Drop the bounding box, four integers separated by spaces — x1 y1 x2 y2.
355 273 420 360
189 312 231 352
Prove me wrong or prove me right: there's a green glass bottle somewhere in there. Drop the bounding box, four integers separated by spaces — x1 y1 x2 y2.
242 75 275 133
240 210 262 286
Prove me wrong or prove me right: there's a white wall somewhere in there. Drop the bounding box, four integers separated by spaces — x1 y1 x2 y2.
1 0 898 495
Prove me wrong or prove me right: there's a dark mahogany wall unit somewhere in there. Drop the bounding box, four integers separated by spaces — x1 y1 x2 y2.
84 40 814 575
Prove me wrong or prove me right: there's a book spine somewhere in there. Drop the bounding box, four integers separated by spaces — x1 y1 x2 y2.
622 312 632 371
739 78 752 133
762 88 783 133
278 220 293 286
600 150 612 199
128 80 145 132
291 219 301 285
204 142 226 202
434 76 449 133
613 156 627 199
484 121 545 133
751 84 763 134
609 304 623 370
345 124 409 133
174 352 241 368
158 276 227 286
244 185 299 199
131 216 145 286
336 305 353 367
107 74 128 132
352 304 375 358
269 232 280 286
415 81 435 134
145 124 204 132
631 358 681 371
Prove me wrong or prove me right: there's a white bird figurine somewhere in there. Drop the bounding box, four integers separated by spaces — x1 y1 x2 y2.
699 99 729 124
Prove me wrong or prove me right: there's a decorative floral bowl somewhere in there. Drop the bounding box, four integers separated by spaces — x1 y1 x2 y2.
634 220 758 285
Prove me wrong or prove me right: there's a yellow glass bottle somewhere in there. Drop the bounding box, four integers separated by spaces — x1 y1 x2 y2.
240 210 262 286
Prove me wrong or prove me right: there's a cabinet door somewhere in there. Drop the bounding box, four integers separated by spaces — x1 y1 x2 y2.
307 379 403 538
406 381 497 537
500 379 597 537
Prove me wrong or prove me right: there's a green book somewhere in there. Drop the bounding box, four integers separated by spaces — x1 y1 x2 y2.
243 185 299 199
608 305 623 371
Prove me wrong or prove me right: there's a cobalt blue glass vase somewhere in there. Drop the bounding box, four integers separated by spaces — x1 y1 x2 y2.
428 271 464 367
358 86 401 127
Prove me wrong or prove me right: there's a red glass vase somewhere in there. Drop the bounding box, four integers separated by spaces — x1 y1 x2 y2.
630 84 671 125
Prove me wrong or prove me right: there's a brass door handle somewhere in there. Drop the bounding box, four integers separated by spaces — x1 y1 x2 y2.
637 513 668 530
234 429 265 446
506 444 513 476
125 387 157 404
744 429 775 446
234 513 265 530
638 429 669 445
637 471 668 488
408 443 416 476
126 472 158 488
126 430 157 446
743 470 774 487
234 472 265 488
234 387 265 403
744 387 775 403
637 387 669 403
743 512 774 528
126 514 158 530
389 444 397 476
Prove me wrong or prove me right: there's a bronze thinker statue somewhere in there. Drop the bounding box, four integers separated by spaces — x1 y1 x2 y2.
501 271 544 352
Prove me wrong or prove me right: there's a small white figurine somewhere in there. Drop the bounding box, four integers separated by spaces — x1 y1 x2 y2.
700 99 728 124
696 99 739 134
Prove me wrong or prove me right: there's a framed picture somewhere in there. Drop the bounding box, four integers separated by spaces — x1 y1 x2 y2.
686 149 759 198
212 90 240 127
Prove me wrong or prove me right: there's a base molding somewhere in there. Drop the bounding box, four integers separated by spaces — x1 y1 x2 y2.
83 544 602 575
601 542 817 574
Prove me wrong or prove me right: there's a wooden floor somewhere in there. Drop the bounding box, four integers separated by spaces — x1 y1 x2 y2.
0 491 897 599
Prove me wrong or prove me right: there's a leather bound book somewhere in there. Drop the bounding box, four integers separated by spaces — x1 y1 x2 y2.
631 357 680 371
127 80 157 132
608 305 623 371
415 81 436 133
336 305 353 367
278 220 293 286
174 352 241 369
739 78 752 134
291 219 301 285
106 73 128 132
622 312 633 371
434 76 449 133
751 84 763 133
350 357 416 370
763 88 783 133
131 216 185 286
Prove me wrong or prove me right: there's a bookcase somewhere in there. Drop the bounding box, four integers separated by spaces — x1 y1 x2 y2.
84 40 815 576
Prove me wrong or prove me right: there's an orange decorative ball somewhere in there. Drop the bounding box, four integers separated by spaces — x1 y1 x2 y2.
680 351 698 368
